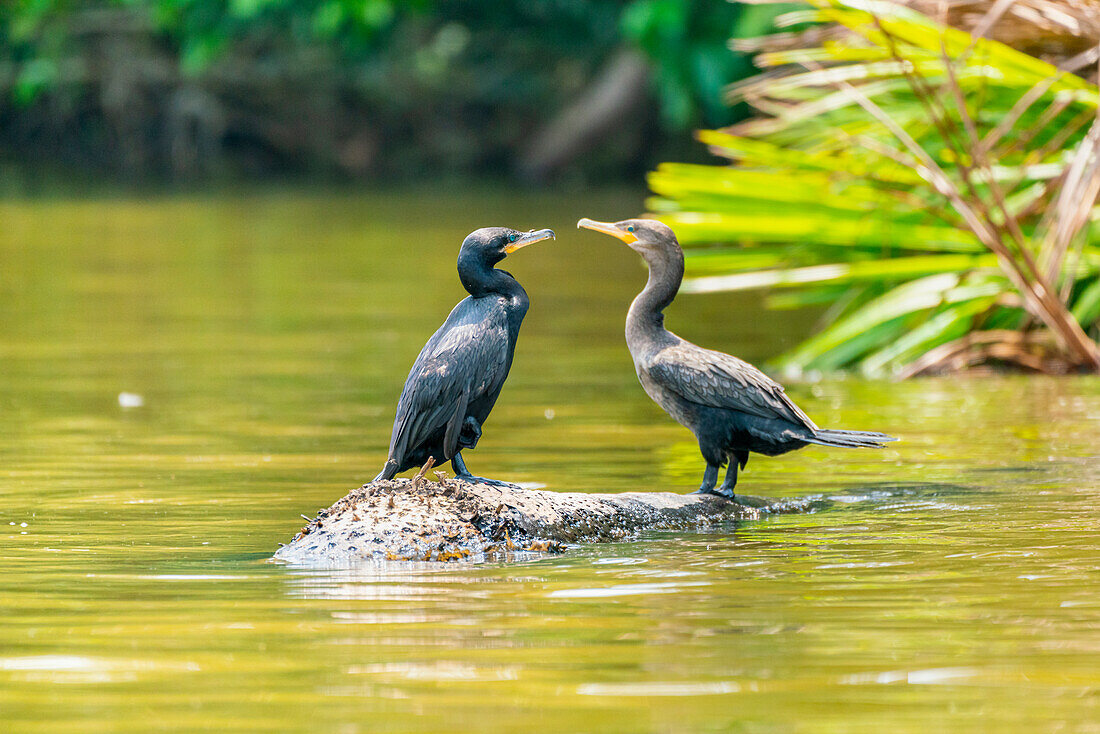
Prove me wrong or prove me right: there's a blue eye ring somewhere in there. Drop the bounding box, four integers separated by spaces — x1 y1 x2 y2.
508 233 517 243
627 225 635 233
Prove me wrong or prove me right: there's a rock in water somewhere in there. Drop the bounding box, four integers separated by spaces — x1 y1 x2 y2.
273 477 825 566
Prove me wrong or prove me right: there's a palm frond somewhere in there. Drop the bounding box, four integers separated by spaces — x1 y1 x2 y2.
652 0 1100 375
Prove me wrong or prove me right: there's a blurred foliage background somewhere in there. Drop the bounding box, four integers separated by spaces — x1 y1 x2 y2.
6 0 1100 377
0 0 783 182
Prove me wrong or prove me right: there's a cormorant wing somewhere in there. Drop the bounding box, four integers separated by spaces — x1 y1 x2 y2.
647 342 818 429
389 298 511 465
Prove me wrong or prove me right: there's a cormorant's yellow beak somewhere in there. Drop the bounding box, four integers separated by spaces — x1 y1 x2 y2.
577 218 637 244
504 228 555 254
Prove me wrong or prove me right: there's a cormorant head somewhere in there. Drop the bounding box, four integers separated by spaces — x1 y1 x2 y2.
577 217 681 264
459 227 556 268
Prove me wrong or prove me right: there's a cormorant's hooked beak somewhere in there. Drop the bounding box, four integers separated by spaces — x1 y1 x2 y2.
504 228 555 254
577 218 637 244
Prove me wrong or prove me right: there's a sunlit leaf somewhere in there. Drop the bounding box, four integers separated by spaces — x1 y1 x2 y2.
652 0 1100 373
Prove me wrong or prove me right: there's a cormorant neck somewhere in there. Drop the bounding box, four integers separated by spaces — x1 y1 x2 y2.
459 256 527 304
627 245 683 351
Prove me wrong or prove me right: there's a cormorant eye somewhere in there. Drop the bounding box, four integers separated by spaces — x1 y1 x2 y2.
508 234 517 243
627 225 635 233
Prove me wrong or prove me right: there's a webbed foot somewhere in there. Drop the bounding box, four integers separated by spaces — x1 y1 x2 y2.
692 486 737 501
454 473 515 488
450 451 515 488
688 462 736 501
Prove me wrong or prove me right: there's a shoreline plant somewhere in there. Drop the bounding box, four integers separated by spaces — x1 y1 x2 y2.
649 0 1100 376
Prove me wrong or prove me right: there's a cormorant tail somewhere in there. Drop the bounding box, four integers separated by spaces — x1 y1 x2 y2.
373 459 399 482
804 428 898 449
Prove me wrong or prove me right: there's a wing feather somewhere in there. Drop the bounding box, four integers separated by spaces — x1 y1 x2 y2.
443 389 470 459
647 343 817 429
388 298 511 466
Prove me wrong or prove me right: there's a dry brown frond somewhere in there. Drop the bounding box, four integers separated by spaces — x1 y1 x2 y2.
750 0 1100 80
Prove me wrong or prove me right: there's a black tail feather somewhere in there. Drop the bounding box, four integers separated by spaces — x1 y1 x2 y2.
804 428 898 449
373 458 399 482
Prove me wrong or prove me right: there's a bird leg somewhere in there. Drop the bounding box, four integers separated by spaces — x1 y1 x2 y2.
692 462 738 500
690 464 720 496
450 451 513 487
714 461 738 500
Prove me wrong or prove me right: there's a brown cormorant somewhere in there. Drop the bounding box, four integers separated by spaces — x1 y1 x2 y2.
578 217 896 499
375 227 555 485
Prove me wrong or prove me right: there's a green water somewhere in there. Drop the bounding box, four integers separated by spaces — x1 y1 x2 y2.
2 189 1099 732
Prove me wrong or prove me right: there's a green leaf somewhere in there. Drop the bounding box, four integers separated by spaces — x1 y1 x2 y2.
1071 277 1100 329
859 297 996 375
683 254 997 293
649 0 1100 372
180 34 225 76
14 56 56 105
776 273 1005 369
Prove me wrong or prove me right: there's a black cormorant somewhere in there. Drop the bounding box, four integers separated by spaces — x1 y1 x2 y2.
375 227 555 485
578 217 896 499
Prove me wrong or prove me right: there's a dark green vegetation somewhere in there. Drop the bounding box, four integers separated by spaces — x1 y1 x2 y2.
651 0 1100 376
2 189 1100 732
1 0 779 180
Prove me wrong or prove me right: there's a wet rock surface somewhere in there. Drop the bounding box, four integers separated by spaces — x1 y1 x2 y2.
273 476 827 566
